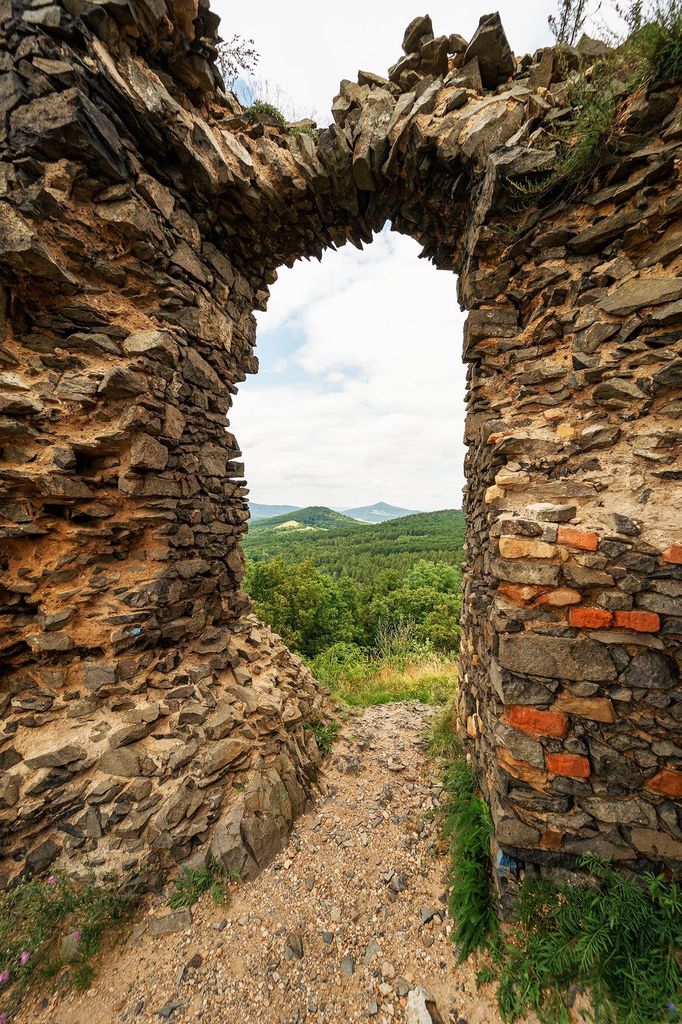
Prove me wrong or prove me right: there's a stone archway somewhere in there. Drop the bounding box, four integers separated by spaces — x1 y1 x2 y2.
0 1 680 889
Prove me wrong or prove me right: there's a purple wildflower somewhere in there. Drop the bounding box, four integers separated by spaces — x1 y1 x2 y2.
70 930 82 942
19 952 30 967
0 970 9 985
0 1012 8 1024
47 875 57 886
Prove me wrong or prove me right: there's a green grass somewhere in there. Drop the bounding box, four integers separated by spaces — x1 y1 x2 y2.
330 658 457 707
169 860 239 910
488 856 682 1024
429 709 498 961
304 717 341 756
0 871 134 1017
308 626 458 709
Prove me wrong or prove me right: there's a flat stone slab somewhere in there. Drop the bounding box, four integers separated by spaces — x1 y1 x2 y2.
499 634 617 681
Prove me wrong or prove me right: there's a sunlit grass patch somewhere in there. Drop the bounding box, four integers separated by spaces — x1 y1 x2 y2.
332 657 458 707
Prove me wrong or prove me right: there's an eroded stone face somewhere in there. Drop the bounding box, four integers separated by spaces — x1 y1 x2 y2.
0 0 680 887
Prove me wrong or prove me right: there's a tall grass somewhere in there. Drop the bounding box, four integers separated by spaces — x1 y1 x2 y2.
429 705 499 961
308 623 458 708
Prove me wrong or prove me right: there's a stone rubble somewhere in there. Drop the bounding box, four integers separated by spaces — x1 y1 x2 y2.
0 0 680 890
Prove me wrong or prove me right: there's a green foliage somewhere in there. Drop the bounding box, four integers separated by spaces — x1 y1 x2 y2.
440 749 498 960
0 871 133 1016
247 100 286 125
491 856 682 1024
168 860 238 910
514 0 682 205
245 557 359 657
626 1 682 87
304 717 341 756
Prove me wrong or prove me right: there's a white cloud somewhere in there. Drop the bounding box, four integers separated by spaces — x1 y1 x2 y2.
231 230 467 510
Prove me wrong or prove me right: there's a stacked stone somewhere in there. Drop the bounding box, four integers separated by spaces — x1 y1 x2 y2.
0 0 679 887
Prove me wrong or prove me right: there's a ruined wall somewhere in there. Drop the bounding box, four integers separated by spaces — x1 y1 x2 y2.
0 0 680 887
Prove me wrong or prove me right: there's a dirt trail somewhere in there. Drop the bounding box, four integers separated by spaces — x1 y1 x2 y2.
18 703 510 1024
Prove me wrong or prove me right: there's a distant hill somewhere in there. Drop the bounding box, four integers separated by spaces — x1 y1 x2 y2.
249 503 300 521
248 505 360 534
244 508 465 583
343 501 420 524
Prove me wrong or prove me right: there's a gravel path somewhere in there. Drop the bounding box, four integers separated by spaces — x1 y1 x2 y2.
18 702 512 1024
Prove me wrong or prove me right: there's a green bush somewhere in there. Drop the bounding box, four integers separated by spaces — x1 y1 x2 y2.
0 871 133 1016
491 856 682 1024
513 0 682 205
628 1 682 87
247 100 286 125
442 754 498 960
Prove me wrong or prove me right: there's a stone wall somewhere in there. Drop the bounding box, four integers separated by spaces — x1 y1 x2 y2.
0 0 680 887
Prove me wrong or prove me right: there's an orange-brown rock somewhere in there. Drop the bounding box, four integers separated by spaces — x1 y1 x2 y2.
507 706 569 738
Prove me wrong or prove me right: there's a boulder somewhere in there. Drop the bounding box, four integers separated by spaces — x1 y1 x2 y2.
462 13 515 88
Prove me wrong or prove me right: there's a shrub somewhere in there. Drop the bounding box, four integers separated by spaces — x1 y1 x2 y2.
491 856 682 1024
430 714 498 960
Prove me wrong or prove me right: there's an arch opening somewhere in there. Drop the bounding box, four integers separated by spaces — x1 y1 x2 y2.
0 0 680 895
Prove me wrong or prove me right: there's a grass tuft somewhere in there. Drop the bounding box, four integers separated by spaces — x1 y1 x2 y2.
169 860 239 910
304 717 341 756
246 100 286 126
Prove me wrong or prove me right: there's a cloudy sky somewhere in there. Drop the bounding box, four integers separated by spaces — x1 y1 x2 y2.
213 1 604 511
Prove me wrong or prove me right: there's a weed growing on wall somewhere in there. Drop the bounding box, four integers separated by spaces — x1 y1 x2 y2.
511 0 682 205
0 872 133 1019
303 717 341 756
482 856 682 1024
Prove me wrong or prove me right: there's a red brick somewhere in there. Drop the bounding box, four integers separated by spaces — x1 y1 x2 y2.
645 768 682 798
662 544 682 565
569 607 613 629
557 526 599 551
498 583 543 605
613 610 660 633
508 705 569 738
546 752 591 778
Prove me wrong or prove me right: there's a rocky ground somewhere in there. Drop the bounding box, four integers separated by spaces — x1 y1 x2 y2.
16 703 518 1024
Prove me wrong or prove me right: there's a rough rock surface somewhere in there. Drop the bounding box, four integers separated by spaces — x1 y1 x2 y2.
0 0 680 892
